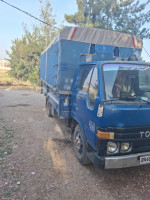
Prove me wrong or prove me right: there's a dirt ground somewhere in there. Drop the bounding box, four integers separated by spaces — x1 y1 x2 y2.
0 87 150 200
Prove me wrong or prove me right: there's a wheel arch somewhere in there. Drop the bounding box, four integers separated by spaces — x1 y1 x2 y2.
71 117 87 142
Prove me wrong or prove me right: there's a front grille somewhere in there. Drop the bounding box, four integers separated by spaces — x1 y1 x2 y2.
132 139 150 154
96 127 150 156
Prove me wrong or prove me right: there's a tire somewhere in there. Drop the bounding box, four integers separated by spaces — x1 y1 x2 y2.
46 100 53 117
73 124 90 165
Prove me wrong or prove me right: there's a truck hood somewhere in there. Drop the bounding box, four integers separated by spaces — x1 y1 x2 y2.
100 104 150 128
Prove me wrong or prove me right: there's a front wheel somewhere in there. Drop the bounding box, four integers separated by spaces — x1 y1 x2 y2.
73 124 90 165
46 100 53 117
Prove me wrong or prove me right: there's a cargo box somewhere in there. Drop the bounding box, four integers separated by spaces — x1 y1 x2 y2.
40 26 142 94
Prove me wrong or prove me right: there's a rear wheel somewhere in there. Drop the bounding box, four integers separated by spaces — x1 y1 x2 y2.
46 100 53 117
73 124 90 165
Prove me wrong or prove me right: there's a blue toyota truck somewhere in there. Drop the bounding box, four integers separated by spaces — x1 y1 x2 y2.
40 26 150 169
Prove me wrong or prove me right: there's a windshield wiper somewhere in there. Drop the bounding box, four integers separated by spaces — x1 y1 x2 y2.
102 96 135 103
102 96 150 104
101 97 120 103
133 96 150 104
144 90 150 93
118 96 150 104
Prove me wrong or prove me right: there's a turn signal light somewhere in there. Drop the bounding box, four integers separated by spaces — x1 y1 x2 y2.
97 130 114 140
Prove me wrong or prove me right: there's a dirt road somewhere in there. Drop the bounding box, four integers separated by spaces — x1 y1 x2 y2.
0 87 150 200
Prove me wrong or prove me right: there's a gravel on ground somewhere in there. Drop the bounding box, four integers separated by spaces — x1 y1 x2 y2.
0 87 150 200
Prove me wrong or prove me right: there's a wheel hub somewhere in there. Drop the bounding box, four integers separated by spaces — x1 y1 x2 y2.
75 133 82 152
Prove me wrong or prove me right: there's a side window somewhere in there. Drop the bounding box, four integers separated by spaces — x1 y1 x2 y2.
88 67 98 108
139 70 150 89
77 67 93 92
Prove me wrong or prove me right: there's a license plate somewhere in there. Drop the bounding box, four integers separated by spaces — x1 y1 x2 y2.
140 155 150 165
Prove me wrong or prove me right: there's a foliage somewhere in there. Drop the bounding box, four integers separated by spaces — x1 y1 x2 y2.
7 0 60 85
65 0 150 39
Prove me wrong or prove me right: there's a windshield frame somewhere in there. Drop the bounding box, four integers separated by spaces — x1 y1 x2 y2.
101 61 150 104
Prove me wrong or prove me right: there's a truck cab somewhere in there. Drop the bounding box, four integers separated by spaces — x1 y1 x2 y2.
71 61 150 168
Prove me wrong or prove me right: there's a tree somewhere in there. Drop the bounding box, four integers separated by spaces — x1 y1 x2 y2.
65 0 150 39
7 0 60 84
38 0 60 48
6 36 27 80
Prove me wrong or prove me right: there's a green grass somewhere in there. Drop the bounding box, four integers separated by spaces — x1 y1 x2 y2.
3 127 14 139
3 191 12 198
0 123 17 197
0 70 39 87
0 149 5 158
3 172 7 179
3 187 19 198
0 141 5 148
0 127 14 158
5 145 12 155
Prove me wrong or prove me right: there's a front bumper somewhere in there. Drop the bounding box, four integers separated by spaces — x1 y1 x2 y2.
93 151 150 169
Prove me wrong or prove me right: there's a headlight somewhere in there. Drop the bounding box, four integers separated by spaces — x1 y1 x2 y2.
107 142 118 153
121 143 130 151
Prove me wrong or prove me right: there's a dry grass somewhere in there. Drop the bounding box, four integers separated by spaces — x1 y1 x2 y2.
0 70 38 88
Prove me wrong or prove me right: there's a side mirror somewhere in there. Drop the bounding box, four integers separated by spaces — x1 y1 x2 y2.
97 103 103 117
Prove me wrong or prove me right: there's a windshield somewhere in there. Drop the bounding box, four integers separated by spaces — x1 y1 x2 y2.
102 63 150 103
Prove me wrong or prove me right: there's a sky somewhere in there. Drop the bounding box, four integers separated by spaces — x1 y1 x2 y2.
0 0 77 59
0 0 150 61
